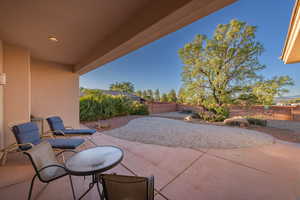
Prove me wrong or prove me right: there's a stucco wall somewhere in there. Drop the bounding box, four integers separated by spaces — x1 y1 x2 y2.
150 103 300 121
147 102 177 114
30 59 79 131
3 44 31 146
177 104 204 113
0 41 3 148
229 105 293 120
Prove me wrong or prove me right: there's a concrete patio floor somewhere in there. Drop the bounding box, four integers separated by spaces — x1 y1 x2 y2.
1 131 300 200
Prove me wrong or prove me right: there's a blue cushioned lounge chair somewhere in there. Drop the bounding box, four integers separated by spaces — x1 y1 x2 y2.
46 116 96 136
0 121 85 165
12 122 85 151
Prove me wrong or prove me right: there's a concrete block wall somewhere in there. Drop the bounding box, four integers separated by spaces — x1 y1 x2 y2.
147 102 177 114
148 102 300 121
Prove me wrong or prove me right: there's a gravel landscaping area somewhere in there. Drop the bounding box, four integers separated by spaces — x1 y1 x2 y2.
101 117 274 149
267 119 300 132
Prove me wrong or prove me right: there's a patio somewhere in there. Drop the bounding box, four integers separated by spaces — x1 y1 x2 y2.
1 128 300 200
1 0 300 199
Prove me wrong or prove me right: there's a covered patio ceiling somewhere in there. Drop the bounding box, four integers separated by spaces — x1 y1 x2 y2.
282 0 300 64
0 0 236 75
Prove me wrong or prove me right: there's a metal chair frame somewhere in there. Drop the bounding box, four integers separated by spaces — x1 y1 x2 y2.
24 149 77 200
100 174 155 200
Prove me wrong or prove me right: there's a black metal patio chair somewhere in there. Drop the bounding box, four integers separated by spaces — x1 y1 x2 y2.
46 116 96 136
100 174 154 200
24 141 76 200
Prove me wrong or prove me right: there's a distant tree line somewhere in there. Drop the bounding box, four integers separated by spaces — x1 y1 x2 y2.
109 81 135 93
81 82 180 103
135 89 178 103
108 81 180 103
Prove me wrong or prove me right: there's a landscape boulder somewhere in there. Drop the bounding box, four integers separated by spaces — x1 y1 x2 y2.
224 116 250 127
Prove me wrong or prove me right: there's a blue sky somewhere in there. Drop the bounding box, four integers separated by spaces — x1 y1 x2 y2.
80 0 300 96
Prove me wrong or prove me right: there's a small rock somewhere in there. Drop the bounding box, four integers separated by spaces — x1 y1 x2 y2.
184 115 198 122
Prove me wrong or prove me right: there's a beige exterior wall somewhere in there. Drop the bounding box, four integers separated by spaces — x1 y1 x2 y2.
30 59 79 131
0 41 3 148
3 44 31 146
0 45 79 148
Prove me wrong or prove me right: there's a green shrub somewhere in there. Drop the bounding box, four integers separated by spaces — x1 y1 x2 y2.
198 106 229 122
246 118 267 126
129 101 149 115
79 96 100 121
80 93 148 121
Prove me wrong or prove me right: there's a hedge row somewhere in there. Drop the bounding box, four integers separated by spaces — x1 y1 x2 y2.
80 93 149 121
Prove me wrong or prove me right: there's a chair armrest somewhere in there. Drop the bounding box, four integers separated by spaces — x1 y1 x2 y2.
17 143 34 150
1 143 34 152
49 129 66 136
55 150 77 157
41 131 55 139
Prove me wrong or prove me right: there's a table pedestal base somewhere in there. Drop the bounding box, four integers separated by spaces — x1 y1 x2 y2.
78 174 104 200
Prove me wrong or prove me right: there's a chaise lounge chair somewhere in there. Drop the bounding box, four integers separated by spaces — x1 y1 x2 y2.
12 122 85 151
0 121 85 165
46 116 96 136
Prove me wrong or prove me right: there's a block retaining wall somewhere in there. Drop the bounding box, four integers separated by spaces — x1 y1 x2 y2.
147 102 300 121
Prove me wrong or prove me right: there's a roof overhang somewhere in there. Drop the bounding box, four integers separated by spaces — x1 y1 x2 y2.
282 0 300 64
0 0 237 74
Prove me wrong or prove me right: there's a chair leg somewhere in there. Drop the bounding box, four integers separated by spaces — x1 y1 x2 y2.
96 180 104 200
0 150 7 166
69 175 76 200
1 144 18 166
62 152 65 163
28 175 37 200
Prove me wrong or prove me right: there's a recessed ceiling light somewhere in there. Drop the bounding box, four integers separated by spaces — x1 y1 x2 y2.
48 36 58 42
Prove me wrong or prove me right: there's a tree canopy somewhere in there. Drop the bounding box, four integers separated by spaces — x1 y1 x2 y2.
161 93 168 102
179 19 293 112
154 89 160 102
167 89 177 103
109 81 135 93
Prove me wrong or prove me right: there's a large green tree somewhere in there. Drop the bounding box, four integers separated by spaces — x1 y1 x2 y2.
109 81 135 93
179 19 293 113
177 87 188 104
252 76 293 105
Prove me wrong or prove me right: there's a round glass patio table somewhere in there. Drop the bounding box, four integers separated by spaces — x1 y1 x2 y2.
65 146 124 200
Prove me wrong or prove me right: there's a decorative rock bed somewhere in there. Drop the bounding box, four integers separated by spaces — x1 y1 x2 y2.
224 116 250 127
102 117 274 149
